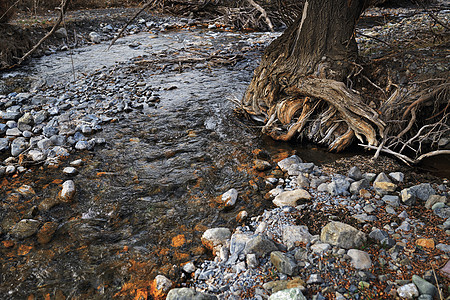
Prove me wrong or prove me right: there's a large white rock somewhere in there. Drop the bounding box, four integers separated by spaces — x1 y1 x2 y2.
221 188 238 208
282 225 313 250
201 228 231 254
320 221 366 249
59 180 76 202
269 288 307 300
397 283 419 299
273 189 311 207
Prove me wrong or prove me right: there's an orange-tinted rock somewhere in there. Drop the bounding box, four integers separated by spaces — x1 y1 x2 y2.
2 240 14 248
37 222 58 244
416 238 435 249
359 189 371 199
17 185 36 197
58 180 76 202
17 244 33 256
236 210 248 223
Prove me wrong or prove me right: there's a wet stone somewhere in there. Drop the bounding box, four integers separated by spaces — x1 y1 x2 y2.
278 155 302 172
10 219 40 239
63 167 78 175
11 137 29 156
37 222 58 244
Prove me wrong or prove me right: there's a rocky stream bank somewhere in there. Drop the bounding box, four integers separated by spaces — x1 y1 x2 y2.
157 155 450 300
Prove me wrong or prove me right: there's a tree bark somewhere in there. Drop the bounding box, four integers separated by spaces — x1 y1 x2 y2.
243 0 385 151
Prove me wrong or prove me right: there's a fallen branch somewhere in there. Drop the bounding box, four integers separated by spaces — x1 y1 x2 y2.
0 0 20 22
246 0 274 32
15 0 69 66
108 0 158 50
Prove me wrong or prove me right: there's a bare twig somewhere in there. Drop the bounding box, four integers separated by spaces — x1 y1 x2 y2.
16 0 70 65
432 266 444 300
108 0 158 50
0 0 20 22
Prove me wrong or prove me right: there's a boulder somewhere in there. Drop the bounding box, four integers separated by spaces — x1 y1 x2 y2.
150 275 172 300
244 235 278 258
412 275 437 296
320 221 366 249
273 189 311 207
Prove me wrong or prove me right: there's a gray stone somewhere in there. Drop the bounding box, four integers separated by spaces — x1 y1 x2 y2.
432 202 446 210
383 195 400 207
405 183 436 203
381 237 396 247
278 155 302 172
349 179 369 194
18 112 33 126
221 188 238 208
327 176 351 196
70 159 83 167
273 189 311 207
75 140 95 150
369 229 389 242
296 174 310 188
310 243 331 253
33 110 49 124
50 135 66 146
182 262 196 273
54 28 68 39
317 182 329 192
374 172 392 184
270 251 297 276
42 125 59 137
282 225 312 250
398 211 408 219
364 173 377 182
0 138 9 152
396 221 411 232
434 206 450 219
0 111 21 120
63 167 78 175
418 295 433 300
397 283 419 299
10 219 40 239
436 243 450 252
348 166 363 181
443 218 450 230
425 195 447 209
244 235 278 258
363 204 376 214
0 123 7 134
389 172 404 183
247 253 259 268
353 213 378 223
296 163 315 173
268 288 306 300
167 288 217 300
412 275 437 296
11 137 28 156
320 221 366 249
401 188 416 206
6 128 22 136
347 249 372 269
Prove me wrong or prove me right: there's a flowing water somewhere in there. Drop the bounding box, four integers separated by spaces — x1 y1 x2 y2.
1 21 448 299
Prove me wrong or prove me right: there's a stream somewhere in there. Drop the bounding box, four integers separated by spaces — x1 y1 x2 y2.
0 15 448 299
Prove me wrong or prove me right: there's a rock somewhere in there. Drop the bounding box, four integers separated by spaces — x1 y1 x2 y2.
17 185 35 197
398 211 408 219
236 210 248 223
247 253 259 268
6 128 22 136
359 189 371 199
167 288 216 300
289 163 315 175
201 228 231 254
306 274 323 284
70 159 83 167
221 188 238 208
182 262 196 273
401 188 416 206
389 172 404 183
37 222 58 244
434 206 450 219
412 275 437 296
282 225 313 250
10 219 40 239
58 180 76 202
310 243 331 253
436 243 450 252
254 159 271 171
37 138 52 150
369 229 389 242
39 197 63 211
33 110 49 124
28 149 46 162
444 218 450 230
273 189 311 207
75 140 95 150
425 195 447 209
54 27 68 39
383 195 400 207
63 167 78 175
89 32 101 43
0 138 9 152
352 213 377 223
347 249 372 269
317 183 329 192
441 260 450 279
404 184 436 204
271 251 297 276
244 235 278 258
269 288 306 300
278 155 302 171
397 283 419 299
0 111 21 120
11 137 28 156
349 179 369 194
348 166 363 181
320 221 366 249
374 172 392 184
296 174 310 188
150 275 172 300
327 176 351 195
416 239 435 249
373 181 397 196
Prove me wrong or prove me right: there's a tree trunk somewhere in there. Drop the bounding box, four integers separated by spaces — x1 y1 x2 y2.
243 0 385 151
